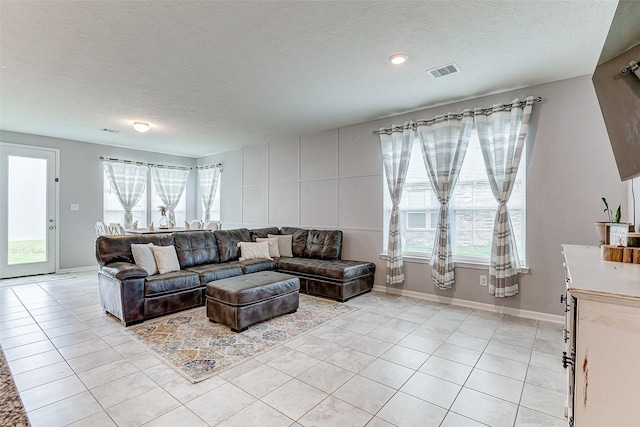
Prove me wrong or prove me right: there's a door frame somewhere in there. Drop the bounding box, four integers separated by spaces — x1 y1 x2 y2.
0 142 60 277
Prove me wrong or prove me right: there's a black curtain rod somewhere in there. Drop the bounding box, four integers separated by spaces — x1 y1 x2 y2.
195 163 223 170
621 60 639 75
99 156 192 170
373 96 542 135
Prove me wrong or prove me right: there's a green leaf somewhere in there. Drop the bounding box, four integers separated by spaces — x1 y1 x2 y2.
615 205 621 223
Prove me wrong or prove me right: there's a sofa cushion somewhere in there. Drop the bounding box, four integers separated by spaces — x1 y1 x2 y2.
228 259 277 274
304 229 342 260
279 227 309 258
277 258 375 281
248 227 280 241
96 234 174 266
144 270 200 297
214 228 251 262
174 231 220 268
186 264 243 284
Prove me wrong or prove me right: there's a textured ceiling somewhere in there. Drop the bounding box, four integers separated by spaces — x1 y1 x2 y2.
0 1 619 157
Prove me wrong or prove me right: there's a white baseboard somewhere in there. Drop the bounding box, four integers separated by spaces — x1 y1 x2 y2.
372 285 564 324
57 265 98 274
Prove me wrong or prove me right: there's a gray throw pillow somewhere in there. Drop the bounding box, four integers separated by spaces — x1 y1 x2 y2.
267 234 293 257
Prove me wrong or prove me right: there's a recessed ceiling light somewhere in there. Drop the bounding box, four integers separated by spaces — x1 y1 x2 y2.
133 122 150 133
389 54 408 65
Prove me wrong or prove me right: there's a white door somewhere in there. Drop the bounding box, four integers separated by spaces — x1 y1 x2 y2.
0 143 58 278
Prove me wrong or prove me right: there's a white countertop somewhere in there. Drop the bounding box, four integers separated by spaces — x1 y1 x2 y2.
562 244 640 306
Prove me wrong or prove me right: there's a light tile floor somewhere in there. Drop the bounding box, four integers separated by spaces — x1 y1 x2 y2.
0 271 567 426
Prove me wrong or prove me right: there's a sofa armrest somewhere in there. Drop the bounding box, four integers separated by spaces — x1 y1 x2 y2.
98 272 145 326
101 262 148 281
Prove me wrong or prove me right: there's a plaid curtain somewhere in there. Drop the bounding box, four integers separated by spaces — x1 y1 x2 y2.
197 166 222 222
151 166 190 225
102 160 148 229
380 123 414 285
475 96 534 297
416 111 473 289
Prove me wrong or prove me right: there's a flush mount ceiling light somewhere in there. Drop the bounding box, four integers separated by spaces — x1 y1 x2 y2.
389 54 408 65
133 122 150 133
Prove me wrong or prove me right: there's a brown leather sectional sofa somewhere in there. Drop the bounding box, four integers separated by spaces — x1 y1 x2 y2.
95 227 376 326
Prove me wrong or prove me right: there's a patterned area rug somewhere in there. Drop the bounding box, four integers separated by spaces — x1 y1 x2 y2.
0 345 30 426
126 294 356 383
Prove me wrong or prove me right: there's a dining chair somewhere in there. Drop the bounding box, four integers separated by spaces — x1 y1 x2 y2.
108 223 124 235
204 221 221 231
95 222 109 237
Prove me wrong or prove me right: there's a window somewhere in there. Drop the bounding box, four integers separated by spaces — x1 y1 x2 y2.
407 190 426 207
103 170 147 227
407 212 427 229
384 128 526 264
151 174 187 225
103 169 191 227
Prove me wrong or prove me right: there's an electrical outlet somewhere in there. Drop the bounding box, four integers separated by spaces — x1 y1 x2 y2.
480 275 488 286
70 204 79 211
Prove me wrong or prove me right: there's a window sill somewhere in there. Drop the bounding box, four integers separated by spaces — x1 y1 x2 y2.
379 253 530 274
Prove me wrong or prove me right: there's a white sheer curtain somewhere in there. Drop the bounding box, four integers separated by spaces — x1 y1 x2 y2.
102 160 148 229
380 123 414 285
198 166 222 222
416 111 474 289
475 97 534 297
151 166 190 225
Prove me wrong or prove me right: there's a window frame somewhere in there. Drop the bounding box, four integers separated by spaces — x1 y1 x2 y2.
103 170 148 227
103 169 191 228
383 127 527 266
150 173 187 226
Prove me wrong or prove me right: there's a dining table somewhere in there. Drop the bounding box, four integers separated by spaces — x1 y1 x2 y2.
124 227 189 235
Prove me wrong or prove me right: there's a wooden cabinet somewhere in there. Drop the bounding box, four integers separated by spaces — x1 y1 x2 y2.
562 245 640 427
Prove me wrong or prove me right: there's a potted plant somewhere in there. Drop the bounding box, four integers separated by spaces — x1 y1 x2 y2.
595 197 621 244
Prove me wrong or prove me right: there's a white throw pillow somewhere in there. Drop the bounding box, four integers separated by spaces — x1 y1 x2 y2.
152 245 181 274
237 241 272 261
267 234 293 257
256 237 281 258
131 243 158 276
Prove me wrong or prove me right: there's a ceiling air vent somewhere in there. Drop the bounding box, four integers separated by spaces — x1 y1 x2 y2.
427 63 460 78
100 128 119 133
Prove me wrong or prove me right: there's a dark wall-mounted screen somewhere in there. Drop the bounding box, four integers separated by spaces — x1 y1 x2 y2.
592 43 640 181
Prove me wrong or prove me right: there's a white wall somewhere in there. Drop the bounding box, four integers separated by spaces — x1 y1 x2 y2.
1 74 625 315
200 75 627 315
0 131 198 270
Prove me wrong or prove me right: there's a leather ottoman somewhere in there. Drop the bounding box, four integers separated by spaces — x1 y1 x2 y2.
205 271 300 332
